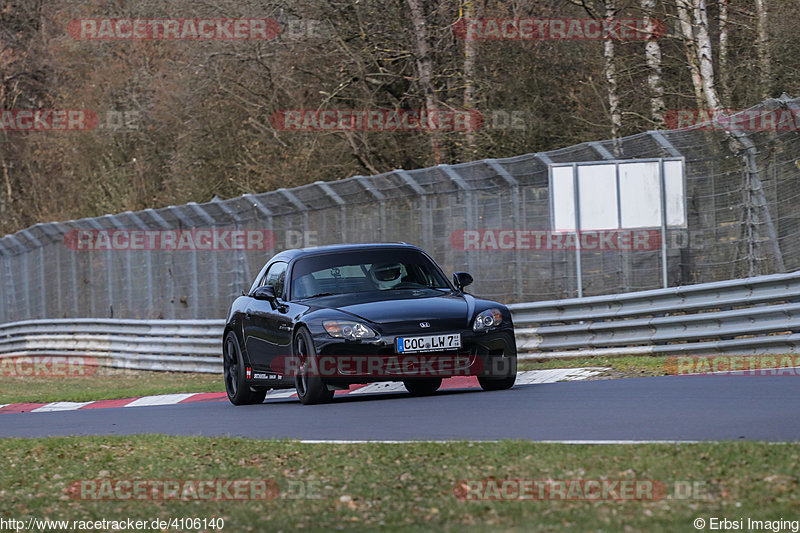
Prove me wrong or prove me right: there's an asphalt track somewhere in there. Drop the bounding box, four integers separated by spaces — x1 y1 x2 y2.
1 375 799 441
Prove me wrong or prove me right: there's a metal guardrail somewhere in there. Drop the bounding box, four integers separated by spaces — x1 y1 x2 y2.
510 271 800 358
0 318 224 373
2 271 799 373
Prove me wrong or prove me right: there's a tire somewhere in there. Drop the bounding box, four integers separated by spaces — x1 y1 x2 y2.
478 375 516 391
403 378 442 396
224 331 267 405
294 328 334 405
478 354 517 391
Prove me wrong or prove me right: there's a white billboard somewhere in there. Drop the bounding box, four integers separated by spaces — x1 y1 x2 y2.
552 159 685 231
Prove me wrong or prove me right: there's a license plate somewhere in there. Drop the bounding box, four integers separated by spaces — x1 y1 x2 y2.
396 334 461 353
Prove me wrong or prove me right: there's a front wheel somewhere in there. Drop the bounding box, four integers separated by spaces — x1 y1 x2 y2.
294 328 334 405
478 354 517 391
403 378 442 396
224 331 267 405
478 375 516 391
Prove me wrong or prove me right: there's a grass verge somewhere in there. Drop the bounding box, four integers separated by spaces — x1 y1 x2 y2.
518 355 672 379
0 369 224 404
0 437 797 532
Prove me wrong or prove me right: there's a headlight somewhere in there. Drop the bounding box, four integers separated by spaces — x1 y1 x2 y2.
323 320 377 340
473 308 503 332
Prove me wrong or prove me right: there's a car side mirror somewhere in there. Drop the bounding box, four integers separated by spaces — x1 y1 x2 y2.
252 285 278 302
453 272 473 291
252 285 288 312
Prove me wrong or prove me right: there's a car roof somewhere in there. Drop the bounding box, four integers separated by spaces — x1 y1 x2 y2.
271 242 422 262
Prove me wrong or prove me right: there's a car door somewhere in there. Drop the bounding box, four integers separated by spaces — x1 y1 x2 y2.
244 261 291 370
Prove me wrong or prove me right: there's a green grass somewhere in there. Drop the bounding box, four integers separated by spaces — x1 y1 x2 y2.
0 369 225 404
0 437 797 532
518 355 672 379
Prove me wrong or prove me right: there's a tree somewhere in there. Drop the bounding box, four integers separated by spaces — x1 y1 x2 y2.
641 0 666 126
754 0 771 99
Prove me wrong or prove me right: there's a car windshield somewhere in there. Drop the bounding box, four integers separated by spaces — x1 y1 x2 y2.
290 249 450 300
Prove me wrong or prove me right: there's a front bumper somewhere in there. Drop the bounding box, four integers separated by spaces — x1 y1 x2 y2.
308 327 516 384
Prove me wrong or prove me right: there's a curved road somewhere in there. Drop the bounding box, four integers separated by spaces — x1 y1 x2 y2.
1 375 798 441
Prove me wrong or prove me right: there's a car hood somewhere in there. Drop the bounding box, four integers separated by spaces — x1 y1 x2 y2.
306 289 476 329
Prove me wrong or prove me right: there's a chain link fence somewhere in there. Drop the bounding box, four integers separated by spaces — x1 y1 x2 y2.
2 95 800 322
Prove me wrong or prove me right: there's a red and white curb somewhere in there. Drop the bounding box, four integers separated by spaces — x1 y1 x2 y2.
0 367 608 414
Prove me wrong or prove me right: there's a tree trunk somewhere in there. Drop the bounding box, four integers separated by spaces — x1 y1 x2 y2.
641 0 666 127
462 0 478 158
718 0 730 105
1 159 10 219
407 0 441 164
755 0 771 99
603 0 622 138
676 0 704 107
692 0 722 110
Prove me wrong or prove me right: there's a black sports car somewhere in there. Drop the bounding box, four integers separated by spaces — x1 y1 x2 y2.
223 243 517 405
